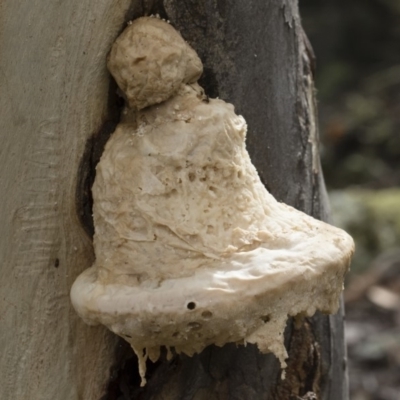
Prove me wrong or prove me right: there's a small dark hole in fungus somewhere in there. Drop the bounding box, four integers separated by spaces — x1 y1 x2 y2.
172 332 179 337
188 173 195 182
201 310 212 319
133 56 146 64
187 302 196 310
54 258 60 268
261 315 271 323
124 334 132 338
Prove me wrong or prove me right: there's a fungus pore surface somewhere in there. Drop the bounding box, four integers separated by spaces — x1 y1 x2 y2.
71 16 354 386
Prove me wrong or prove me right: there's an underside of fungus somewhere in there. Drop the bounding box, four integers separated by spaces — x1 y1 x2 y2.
71 16 354 386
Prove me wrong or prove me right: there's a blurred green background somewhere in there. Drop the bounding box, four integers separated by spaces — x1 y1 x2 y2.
300 1 400 399
301 0 400 189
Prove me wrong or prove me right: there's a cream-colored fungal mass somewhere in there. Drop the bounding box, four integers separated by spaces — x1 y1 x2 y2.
71 16 354 386
107 17 202 110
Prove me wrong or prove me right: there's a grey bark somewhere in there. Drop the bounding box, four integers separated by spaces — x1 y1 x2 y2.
0 0 347 399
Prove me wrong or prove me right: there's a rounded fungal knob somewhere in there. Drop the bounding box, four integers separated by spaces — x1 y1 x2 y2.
107 17 203 110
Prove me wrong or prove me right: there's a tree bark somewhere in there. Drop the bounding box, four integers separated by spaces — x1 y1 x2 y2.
0 1 347 399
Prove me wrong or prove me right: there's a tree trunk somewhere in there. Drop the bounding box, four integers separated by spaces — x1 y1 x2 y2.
0 1 348 399
0 1 134 399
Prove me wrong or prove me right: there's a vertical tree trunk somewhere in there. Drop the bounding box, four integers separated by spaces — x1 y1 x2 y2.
0 1 347 399
0 1 134 399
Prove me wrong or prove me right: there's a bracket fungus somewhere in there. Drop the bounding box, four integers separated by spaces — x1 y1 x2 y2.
71 16 354 386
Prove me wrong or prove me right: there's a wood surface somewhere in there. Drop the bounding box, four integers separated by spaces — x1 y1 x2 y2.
0 1 134 399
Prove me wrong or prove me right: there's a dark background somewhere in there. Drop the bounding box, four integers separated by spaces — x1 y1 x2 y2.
301 0 400 189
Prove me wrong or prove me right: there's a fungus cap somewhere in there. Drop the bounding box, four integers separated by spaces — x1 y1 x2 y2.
71 17 354 386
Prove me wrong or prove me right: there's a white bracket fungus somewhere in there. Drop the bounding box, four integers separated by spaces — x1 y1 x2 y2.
71 17 354 386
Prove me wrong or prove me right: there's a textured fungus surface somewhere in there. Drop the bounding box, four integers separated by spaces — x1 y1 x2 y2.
71 16 354 386
107 17 202 110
